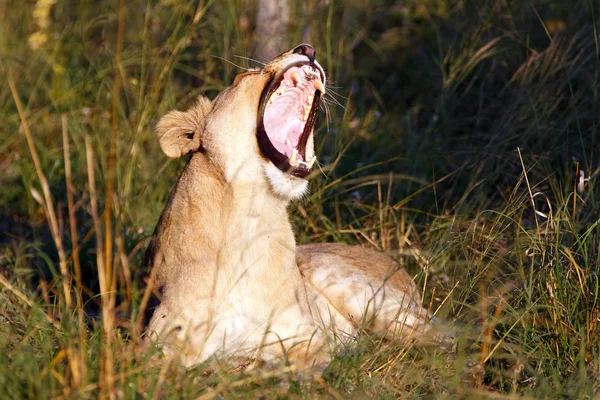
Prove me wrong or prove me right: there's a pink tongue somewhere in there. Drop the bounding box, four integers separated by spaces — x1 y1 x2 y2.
263 90 304 157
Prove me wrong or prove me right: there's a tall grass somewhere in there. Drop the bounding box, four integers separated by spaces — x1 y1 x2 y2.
1 0 599 397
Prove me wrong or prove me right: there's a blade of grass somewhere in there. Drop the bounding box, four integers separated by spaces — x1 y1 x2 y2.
8 77 72 310
85 135 110 398
0 272 60 329
62 113 86 390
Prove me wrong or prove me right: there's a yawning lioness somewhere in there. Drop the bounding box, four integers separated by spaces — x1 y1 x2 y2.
144 44 432 372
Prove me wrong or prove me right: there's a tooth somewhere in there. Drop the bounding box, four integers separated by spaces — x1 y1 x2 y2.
313 79 325 94
290 70 301 85
307 156 317 169
289 148 298 165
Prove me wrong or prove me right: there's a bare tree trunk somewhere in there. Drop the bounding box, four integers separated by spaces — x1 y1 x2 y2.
255 0 290 61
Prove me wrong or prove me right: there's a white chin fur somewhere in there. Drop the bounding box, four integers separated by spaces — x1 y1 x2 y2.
264 163 309 200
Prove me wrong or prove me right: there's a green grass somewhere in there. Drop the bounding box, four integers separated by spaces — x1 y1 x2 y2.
1 0 599 398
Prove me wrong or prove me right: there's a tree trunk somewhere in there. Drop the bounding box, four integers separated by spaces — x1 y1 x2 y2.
255 0 290 61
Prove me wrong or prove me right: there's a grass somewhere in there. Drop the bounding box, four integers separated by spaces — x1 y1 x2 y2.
1 0 599 397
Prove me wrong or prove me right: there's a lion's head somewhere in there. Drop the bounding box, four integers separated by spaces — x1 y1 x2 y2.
155 44 325 200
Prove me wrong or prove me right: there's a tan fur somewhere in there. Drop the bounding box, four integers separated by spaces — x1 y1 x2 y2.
144 46 432 372
298 244 430 338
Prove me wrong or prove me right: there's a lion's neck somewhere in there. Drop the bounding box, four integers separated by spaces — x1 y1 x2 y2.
153 152 298 295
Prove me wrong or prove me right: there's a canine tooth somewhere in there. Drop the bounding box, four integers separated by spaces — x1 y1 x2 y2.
313 79 325 94
290 70 301 85
307 156 317 169
289 148 298 165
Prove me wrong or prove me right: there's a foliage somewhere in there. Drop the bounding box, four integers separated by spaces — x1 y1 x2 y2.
1 0 599 397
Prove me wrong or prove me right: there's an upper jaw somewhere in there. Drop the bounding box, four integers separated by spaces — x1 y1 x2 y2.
256 54 326 179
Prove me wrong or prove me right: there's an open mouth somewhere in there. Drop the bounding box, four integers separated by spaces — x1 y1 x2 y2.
257 63 325 178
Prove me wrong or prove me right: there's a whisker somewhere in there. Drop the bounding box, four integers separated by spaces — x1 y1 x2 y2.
210 55 253 71
321 96 345 117
320 82 347 110
325 86 346 97
233 54 268 67
317 160 331 182
326 90 347 102
319 100 332 130
325 84 346 92
324 94 346 110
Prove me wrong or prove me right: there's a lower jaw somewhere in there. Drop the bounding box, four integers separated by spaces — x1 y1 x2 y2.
263 162 310 200
277 159 311 179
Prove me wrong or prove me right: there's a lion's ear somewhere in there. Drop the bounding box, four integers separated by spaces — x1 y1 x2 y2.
156 96 212 158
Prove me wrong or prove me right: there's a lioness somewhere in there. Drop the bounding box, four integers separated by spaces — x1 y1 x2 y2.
144 44 432 372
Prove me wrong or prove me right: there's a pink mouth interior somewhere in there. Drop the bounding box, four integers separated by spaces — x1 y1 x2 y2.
263 65 322 162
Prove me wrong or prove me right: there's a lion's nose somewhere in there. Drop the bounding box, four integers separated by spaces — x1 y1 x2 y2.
292 44 316 63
